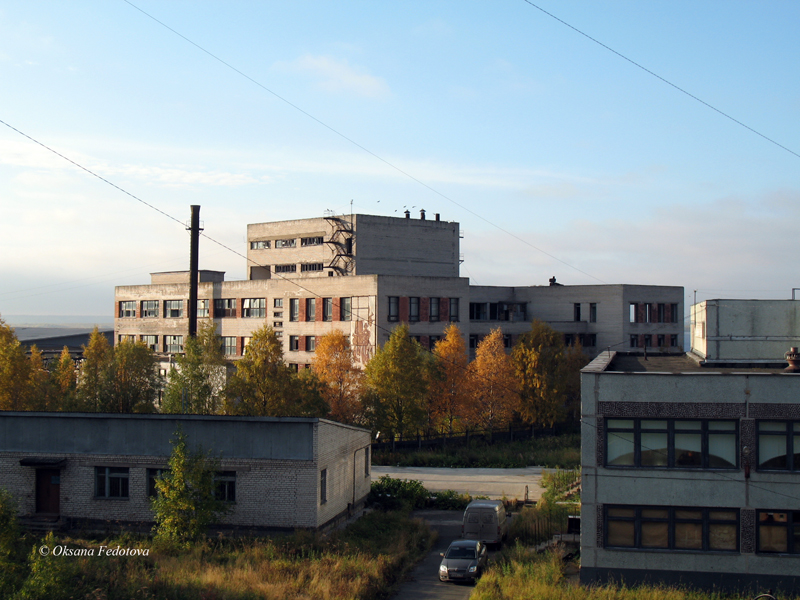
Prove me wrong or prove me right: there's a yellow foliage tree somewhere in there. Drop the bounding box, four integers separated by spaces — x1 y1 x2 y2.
429 323 471 435
312 330 362 425
466 328 519 436
0 317 32 411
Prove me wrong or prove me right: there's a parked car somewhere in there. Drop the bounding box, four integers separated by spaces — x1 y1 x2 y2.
438 539 488 584
461 499 510 546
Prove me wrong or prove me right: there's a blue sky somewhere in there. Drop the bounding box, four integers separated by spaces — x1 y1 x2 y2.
2 1 799 319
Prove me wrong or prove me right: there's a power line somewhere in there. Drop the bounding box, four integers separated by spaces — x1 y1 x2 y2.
520 0 800 161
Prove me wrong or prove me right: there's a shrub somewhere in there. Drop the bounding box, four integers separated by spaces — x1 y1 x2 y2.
0 488 27 597
368 476 429 510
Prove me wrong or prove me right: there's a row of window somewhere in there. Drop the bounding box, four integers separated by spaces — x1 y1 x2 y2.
605 419 800 472
468 302 528 322
629 302 680 324
120 334 282 355
630 334 680 348
119 298 353 322
605 505 800 555
95 467 235 502
388 297 460 322
573 303 597 323
249 236 324 250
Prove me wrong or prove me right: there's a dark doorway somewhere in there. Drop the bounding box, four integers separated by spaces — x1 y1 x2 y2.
35 469 60 514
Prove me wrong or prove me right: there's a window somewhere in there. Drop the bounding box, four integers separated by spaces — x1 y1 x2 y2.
606 419 737 469
275 238 296 248
95 467 129 499
289 336 299 351
242 298 266 318
388 297 399 322
564 334 574 347
147 468 168 498
469 303 487 321
214 472 236 502
320 469 327 504
657 334 665 347
671 303 679 323
274 264 297 273
605 505 738 552
141 300 158 318
429 335 441 350
164 300 183 318
222 337 237 356
645 304 652 323
503 334 512 348
273 321 283 328
289 298 299 321
119 301 136 318
365 447 370 476
275 331 283 338
341 297 352 321
590 303 597 323
243 337 251 353
322 298 333 321
141 335 157 351
274 298 283 308
757 421 800 471
306 298 316 321
165 335 184 353
574 303 581 322
630 303 638 323
214 298 236 318
273 311 283 318
197 299 209 318
469 335 479 349
582 334 597 347
301 236 324 246
758 510 800 554
409 297 420 322
429 297 440 322
306 336 316 352
644 334 652 347
658 303 666 323
630 335 639 348
301 262 324 272
250 240 270 249
670 334 679 347
449 298 460 322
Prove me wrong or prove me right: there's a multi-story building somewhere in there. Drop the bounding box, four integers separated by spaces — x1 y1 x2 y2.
580 299 800 593
114 212 684 367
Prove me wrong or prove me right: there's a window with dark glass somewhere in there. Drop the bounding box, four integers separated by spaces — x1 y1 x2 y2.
214 298 236 318
242 298 266 318
320 469 327 504
95 467 129 498
670 334 679 347
758 510 800 554
469 335 479 349
301 262 324 272
119 301 136 318
141 300 158 318
274 264 296 273
657 334 665 347
757 421 800 471
449 298 459 322
469 303 487 321
164 300 183 318
341 297 352 321
306 298 316 321
409 297 420 322
301 236 324 246
657 303 666 323
289 298 299 322
606 419 737 469
289 335 299 351
574 303 581 322
671 303 679 323
429 297 440 322
606 505 738 552
590 303 597 323
644 334 652 347
630 335 639 348
322 298 333 321
306 336 316 352
214 471 236 502
388 297 399 322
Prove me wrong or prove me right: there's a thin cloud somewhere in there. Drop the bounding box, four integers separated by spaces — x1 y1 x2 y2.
274 54 390 99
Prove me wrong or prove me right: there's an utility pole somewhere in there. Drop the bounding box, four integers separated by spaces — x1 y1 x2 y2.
187 205 202 338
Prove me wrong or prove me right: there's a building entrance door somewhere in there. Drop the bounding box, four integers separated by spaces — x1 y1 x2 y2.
35 468 61 514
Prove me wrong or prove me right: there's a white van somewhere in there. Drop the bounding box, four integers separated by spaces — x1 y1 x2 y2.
461 500 509 546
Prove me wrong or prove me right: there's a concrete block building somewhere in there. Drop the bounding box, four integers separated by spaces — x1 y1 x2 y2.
114 212 684 367
580 299 800 593
0 412 371 532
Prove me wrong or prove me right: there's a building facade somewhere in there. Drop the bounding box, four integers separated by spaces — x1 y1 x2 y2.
580 302 800 592
114 212 684 366
1 412 371 532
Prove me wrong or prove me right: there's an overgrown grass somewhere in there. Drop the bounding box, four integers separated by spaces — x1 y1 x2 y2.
473 547 795 600
2 510 432 600
373 433 580 469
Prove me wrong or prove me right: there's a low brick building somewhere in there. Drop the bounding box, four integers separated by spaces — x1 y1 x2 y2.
0 412 371 533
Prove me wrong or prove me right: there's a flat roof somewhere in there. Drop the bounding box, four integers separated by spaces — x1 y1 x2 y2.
607 353 789 374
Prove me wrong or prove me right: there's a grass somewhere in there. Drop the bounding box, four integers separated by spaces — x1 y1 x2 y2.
3 510 433 600
372 433 580 469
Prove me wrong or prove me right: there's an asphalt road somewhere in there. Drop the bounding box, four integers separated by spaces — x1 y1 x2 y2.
390 510 484 600
372 466 546 502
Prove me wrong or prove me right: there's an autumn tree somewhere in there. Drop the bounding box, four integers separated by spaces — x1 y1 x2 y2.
105 340 161 412
466 328 519 437
0 317 32 411
53 347 79 411
76 327 112 411
312 330 362 424
163 321 228 414
27 345 58 411
363 324 427 440
512 320 570 428
429 323 471 435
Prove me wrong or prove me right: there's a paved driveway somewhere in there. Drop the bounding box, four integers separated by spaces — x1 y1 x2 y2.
373 466 545 502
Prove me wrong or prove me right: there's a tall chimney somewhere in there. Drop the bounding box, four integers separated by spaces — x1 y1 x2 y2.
404 209 410 219
435 213 440 222
188 205 201 338
420 209 426 220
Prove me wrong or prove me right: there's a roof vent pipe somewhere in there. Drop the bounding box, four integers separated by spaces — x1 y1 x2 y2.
785 347 800 372
404 209 410 219
420 209 426 220
435 213 440 222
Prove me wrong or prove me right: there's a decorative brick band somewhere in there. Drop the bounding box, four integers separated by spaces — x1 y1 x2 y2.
741 508 756 554
598 402 745 419
596 416 605 467
748 403 800 419
596 504 604 548
740 419 755 467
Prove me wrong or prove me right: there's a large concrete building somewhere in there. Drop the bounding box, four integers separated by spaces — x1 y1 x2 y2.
1 412 371 532
114 212 684 367
580 299 800 593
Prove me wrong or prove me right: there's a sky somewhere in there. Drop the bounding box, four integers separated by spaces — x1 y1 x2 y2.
1 1 799 323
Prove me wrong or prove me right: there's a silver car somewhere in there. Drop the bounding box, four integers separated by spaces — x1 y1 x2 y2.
438 539 488 583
